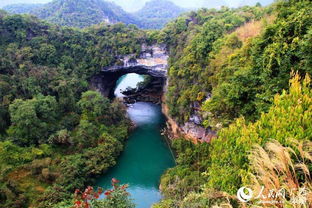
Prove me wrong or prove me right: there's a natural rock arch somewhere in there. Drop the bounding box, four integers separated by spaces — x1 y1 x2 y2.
90 45 168 98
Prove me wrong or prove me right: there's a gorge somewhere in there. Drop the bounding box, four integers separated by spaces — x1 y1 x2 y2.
96 74 175 208
91 44 212 207
91 44 214 142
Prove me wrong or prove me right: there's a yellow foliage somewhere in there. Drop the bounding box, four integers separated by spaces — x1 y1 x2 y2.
235 15 276 42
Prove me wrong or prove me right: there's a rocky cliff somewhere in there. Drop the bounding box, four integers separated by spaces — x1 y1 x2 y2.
162 100 216 143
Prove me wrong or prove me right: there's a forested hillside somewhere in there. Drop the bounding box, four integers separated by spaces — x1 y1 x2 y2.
3 0 141 28
30 0 138 28
134 0 187 29
160 1 311 127
159 4 269 124
154 0 312 207
0 12 147 208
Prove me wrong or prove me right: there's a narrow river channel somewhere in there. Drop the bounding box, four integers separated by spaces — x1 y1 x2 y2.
96 73 175 208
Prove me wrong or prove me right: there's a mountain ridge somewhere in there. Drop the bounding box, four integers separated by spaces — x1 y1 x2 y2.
31 0 139 28
134 0 187 29
2 0 186 29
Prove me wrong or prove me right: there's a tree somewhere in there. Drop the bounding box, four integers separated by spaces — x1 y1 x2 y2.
74 119 101 148
78 91 110 122
8 95 58 145
36 43 57 65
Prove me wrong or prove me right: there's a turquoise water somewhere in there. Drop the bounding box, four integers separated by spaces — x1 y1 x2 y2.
96 74 175 208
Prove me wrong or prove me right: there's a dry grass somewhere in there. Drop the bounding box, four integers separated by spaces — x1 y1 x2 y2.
249 140 312 207
7 168 48 207
235 15 276 42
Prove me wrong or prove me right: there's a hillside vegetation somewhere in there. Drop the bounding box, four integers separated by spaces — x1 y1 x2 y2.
160 1 311 127
154 0 312 207
0 12 147 208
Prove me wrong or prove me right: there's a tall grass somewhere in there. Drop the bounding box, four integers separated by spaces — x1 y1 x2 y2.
248 140 312 207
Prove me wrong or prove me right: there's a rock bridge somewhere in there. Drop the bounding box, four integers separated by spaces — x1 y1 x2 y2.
91 45 168 97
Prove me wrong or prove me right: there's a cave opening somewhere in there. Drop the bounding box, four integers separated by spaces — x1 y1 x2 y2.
91 68 166 104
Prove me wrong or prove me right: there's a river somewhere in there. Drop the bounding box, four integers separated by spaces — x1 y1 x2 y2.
96 73 175 208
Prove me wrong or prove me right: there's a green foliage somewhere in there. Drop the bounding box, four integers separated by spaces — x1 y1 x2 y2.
161 6 267 123
72 181 134 208
0 9 8 17
159 139 210 202
157 73 312 207
37 135 124 207
3 0 186 29
1 1 312 207
0 141 48 169
158 2 312 203
202 0 312 127
206 74 312 194
78 91 110 121
73 120 101 148
0 12 135 208
2 4 42 14
163 0 312 129
93 187 135 208
8 95 58 145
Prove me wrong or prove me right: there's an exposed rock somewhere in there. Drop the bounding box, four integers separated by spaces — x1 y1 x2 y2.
189 114 202 125
181 122 216 143
121 76 164 104
90 44 168 97
106 44 168 77
162 92 216 143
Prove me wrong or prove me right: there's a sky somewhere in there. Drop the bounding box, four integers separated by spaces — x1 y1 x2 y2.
0 0 274 11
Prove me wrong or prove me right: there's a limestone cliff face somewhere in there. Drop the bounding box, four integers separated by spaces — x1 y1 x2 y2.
161 92 216 143
112 44 168 76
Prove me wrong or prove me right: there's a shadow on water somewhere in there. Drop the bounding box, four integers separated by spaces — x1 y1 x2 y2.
96 74 175 208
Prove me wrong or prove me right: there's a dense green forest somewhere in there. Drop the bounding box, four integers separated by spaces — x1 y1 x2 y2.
0 12 148 207
160 0 311 127
0 0 312 207
153 0 312 207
